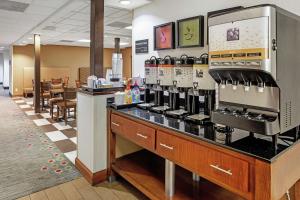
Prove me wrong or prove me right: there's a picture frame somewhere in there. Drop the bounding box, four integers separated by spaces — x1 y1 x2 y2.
177 16 204 48
153 22 175 50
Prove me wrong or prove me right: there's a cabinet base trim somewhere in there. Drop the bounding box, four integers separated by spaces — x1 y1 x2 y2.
75 157 107 185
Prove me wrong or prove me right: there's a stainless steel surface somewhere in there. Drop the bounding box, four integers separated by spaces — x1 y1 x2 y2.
210 164 232 176
165 159 175 197
160 143 174 150
219 85 280 112
192 173 200 182
111 122 120 127
208 5 300 135
136 133 148 139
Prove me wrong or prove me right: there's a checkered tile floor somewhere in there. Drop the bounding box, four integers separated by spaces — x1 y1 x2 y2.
13 97 77 164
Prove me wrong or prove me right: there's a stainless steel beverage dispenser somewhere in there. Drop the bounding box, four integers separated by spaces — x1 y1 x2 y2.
185 54 216 124
151 56 175 113
208 5 300 143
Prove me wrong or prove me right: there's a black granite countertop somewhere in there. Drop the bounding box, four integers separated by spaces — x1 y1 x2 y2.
111 107 299 163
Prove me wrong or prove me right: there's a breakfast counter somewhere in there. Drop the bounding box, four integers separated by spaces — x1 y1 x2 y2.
108 106 300 200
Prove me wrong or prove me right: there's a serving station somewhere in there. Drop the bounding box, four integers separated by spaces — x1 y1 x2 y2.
106 4 300 200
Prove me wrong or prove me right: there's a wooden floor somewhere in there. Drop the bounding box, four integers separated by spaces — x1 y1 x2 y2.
17 177 148 200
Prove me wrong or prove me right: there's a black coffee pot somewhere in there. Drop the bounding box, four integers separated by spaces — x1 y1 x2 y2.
169 81 180 110
154 80 164 106
187 82 200 115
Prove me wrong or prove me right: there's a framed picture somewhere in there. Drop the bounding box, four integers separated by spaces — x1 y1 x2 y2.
177 16 204 48
154 22 175 50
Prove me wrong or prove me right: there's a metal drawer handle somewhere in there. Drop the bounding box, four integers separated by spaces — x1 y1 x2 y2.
210 164 232 176
136 133 148 139
159 143 174 150
112 122 120 127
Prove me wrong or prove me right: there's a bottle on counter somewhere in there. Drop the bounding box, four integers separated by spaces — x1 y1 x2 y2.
132 81 141 103
125 81 132 104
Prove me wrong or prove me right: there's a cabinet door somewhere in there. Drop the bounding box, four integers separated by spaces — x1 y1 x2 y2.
202 148 249 193
157 130 249 193
156 130 200 172
111 114 156 151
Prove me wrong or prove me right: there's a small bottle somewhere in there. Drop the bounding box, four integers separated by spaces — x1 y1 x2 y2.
132 81 140 103
125 81 132 104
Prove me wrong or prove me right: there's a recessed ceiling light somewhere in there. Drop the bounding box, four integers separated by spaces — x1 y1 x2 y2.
119 0 131 5
78 39 91 43
125 26 132 30
28 37 33 40
120 42 129 46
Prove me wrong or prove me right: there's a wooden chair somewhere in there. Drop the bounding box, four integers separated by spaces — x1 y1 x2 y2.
41 81 51 110
51 78 63 85
63 76 69 88
56 88 77 125
75 80 81 88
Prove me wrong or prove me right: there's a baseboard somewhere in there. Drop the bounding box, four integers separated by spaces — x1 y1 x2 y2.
75 157 107 185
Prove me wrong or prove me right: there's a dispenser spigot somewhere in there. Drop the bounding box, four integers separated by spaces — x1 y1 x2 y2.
244 81 251 92
257 82 265 93
232 80 238 90
220 80 227 89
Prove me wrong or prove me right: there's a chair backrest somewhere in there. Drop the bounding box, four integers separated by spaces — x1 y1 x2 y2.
52 78 62 85
41 81 51 93
64 76 69 87
63 88 77 101
75 80 81 88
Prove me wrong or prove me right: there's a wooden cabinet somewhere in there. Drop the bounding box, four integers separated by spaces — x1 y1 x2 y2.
157 130 249 193
156 130 200 172
109 110 300 200
111 114 156 151
204 148 249 193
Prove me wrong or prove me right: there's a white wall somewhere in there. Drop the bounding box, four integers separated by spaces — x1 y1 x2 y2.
0 53 3 84
132 0 300 77
3 50 10 88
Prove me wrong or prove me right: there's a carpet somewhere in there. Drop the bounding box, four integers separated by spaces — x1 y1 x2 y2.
0 88 81 200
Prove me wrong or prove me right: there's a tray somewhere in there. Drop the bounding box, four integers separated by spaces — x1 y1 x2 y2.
110 102 144 110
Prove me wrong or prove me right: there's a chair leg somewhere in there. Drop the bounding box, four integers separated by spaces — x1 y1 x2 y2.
41 97 44 111
56 107 60 121
50 104 53 119
74 107 77 119
64 108 67 125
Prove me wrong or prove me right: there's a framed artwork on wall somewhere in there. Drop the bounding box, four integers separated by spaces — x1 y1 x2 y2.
154 22 175 50
177 16 204 48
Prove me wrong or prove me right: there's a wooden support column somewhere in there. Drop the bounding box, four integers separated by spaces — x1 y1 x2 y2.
34 34 41 113
90 0 104 78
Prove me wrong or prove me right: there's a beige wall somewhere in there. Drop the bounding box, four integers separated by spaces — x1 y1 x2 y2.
12 45 132 96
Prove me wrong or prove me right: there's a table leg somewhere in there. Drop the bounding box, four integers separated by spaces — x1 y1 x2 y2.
165 159 175 197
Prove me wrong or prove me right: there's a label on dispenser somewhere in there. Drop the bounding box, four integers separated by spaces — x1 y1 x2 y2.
180 93 185 99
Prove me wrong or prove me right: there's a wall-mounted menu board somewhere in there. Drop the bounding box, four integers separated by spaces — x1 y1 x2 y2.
135 39 149 54
177 16 204 48
154 22 175 50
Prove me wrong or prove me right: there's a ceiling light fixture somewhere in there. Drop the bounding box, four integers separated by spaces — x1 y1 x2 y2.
78 39 91 43
119 0 131 5
120 42 129 46
125 26 132 30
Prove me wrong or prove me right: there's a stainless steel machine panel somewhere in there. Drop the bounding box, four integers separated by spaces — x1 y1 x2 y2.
219 85 279 112
208 5 300 136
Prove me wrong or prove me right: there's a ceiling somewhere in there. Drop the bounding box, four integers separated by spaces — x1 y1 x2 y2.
0 0 152 50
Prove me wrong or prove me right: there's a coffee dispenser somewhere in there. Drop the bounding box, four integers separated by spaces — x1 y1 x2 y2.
165 56 195 118
185 54 216 124
138 57 160 109
208 5 300 149
151 56 175 113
